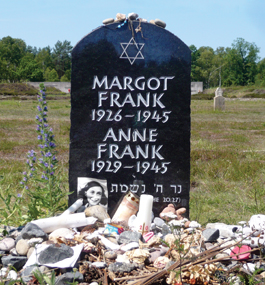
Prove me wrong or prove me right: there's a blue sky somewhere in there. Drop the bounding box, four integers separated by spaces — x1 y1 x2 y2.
1 0 264 59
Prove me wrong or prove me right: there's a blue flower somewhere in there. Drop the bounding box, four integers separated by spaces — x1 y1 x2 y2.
50 164 54 168
36 115 39 120
23 177 27 182
37 106 42 111
31 168 35 171
39 144 44 149
23 171 27 175
45 152 52 157
49 128 53 132
49 142 56 147
25 186 29 190
20 181 24 185
44 106 48 111
52 155 56 161
38 118 42 122
44 163 49 167
38 135 42 140
17 193 22 197
44 124 48 128
50 172 54 176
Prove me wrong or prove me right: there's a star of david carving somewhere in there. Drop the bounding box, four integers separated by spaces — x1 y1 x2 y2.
120 37 145 65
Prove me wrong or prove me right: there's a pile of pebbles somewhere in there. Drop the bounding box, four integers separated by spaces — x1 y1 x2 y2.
102 12 166 29
1 210 265 284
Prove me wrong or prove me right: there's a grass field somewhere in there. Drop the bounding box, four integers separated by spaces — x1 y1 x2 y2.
0 95 265 226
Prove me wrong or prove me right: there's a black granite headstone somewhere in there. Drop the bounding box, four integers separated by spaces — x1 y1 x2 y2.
69 21 191 217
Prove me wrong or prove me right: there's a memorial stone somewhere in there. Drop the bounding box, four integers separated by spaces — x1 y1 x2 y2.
69 19 191 217
214 87 225 111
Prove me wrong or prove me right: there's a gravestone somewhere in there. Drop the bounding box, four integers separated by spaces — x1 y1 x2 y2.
214 87 225 111
69 20 191 217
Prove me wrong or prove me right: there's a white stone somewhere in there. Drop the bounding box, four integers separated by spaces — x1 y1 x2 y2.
0 237 15 251
16 239 30 256
116 13 126 22
120 242 139 251
49 228 75 240
243 263 256 273
116 254 130 263
102 18 114 25
28 237 43 247
249 214 265 235
189 221 201 228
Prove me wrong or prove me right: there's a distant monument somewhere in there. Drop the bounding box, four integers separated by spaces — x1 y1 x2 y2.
214 87 225 111
69 19 191 216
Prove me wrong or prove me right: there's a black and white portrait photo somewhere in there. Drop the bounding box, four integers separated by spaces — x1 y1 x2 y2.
77 177 108 210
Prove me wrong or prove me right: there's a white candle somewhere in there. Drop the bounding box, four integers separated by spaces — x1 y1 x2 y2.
137 194 153 233
61 198 83 216
32 213 97 233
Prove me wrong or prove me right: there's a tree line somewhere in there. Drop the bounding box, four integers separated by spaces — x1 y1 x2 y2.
0 36 265 88
0 36 72 83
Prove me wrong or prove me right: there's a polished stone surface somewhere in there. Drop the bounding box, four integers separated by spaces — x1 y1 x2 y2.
70 21 191 217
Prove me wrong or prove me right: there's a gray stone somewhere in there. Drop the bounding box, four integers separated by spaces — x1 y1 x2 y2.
1 255 27 270
117 231 143 244
84 205 110 222
21 265 40 283
154 19 166 28
105 251 117 260
8 226 24 239
102 18 114 25
55 271 83 285
38 244 74 264
0 237 15 252
108 262 137 273
16 239 30 256
162 224 171 235
128 13 138 20
19 222 48 241
154 217 166 228
91 262 107 268
214 95 225 111
165 260 175 270
202 228 220 242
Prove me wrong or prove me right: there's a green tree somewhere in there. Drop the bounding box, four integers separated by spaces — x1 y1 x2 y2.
44 68 59 82
255 58 265 87
52 40 72 79
18 53 44 82
60 69 71 82
35 46 53 72
224 38 259 86
0 36 27 82
190 45 201 82
192 46 218 88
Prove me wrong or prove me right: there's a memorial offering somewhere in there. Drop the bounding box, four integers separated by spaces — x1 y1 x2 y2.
69 18 191 216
